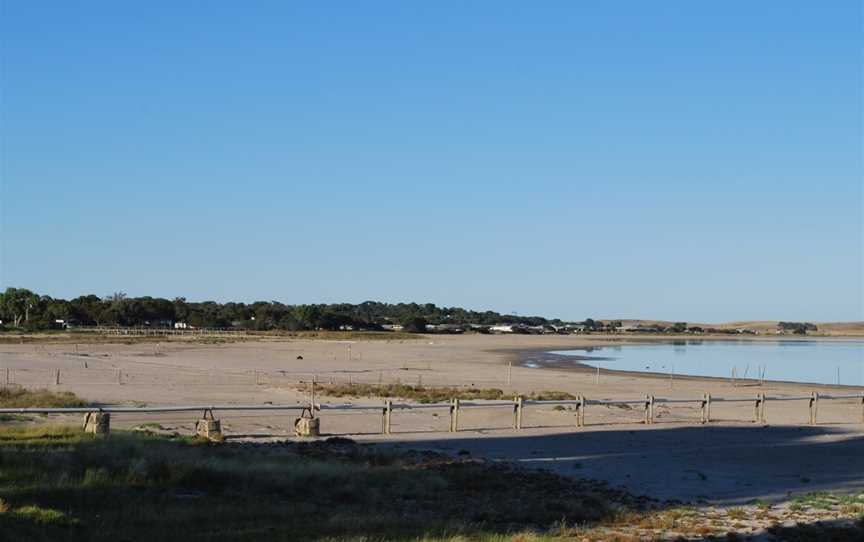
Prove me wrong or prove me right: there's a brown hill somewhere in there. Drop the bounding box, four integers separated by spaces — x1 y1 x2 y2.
603 320 864 336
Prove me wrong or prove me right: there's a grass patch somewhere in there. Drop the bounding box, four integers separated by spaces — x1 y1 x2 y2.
530 390 578 401
0 426 638 542
0 414 32 423
789 491 864 512
301 383 576 404
725 507 747 520
0 426 861 541
0 388 88 408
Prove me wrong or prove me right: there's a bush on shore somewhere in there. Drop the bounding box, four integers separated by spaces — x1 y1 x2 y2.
300 382 576 403
0 388 88 408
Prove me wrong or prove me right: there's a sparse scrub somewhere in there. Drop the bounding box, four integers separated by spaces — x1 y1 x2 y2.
0 426 861 541
726 507 747 520
0 387 88 408
529 390 578 401
791 491 844 511
301 383 576 403
0 426 637 542
255 330 422 341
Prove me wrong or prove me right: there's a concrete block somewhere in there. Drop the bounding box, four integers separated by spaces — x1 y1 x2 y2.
195 418 223 441
83 411 110 437
295 416 320 437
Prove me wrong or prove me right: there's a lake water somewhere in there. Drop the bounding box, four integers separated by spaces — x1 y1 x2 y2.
549 340 864 387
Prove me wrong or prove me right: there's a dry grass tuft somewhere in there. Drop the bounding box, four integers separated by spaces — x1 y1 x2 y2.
0 387 88 408
302 382 576 403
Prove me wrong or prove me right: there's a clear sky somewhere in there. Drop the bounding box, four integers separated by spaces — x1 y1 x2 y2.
1 1 861 323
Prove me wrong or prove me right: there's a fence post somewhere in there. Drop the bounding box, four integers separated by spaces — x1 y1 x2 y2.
382 399 392 435
448 399 454 432
580 395 586 426
449 398 460 432
575 395 585 427
700 393 711 424
117 369 123 385
513 396 523 429
4 367 9 387
644 396 649 424
754 393 766 423
809 391 819 425
644 395 655 425
55 369 60 386
447 398 456 433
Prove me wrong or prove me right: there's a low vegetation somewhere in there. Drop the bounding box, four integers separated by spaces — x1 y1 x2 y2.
251 330 421 341
0 387 88 408
0 424 860 541
0 425 638 542
300 382 577 403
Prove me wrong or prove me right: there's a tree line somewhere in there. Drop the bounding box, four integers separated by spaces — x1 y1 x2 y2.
778 321 818 334
0 287 563 332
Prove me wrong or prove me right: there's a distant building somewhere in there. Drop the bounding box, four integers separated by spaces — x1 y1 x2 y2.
425 324 464 334
489 324 530 333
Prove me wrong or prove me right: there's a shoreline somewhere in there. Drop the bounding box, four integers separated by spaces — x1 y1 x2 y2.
500 335 864 392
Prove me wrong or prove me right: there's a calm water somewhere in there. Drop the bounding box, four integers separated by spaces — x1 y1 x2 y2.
550 340 864 387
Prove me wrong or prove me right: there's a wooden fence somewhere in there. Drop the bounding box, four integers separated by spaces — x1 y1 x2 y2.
71 327 248 337
2 391 862 439
1 365 557 390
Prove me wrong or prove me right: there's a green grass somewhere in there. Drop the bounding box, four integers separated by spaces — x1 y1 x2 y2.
0 425 632 542
303 383 576 404
789 491 864 512
1 425 862 541
0 388 88 408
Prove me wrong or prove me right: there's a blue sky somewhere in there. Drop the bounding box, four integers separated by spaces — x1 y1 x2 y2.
1 1 861 322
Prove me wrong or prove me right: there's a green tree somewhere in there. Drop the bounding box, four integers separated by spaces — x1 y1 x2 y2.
0 288 40 328
402 316 428 333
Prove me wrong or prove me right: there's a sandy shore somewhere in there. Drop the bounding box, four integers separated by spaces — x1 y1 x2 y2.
1 333 862 504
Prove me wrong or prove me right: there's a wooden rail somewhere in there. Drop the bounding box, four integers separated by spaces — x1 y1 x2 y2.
71 327 248 336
